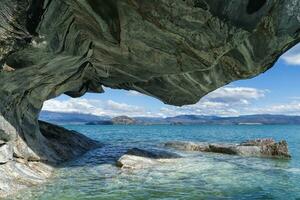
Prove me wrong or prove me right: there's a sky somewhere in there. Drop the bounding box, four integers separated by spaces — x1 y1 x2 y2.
42 43 300 117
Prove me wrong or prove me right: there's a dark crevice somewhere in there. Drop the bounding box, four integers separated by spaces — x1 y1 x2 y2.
59 18 75 53
26 0 46 35
193 0 209 10
246 0 267 14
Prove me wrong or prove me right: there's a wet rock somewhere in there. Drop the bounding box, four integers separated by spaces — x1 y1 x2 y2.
125 148 182 159
239 139 291 158
117 148 181 169
165 139 291 159
208 144 238 155
0 120 101 197
164 141 210 152
39 121 102 162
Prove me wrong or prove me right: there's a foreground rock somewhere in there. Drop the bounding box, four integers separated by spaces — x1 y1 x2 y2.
38 121 101 162
165 139 291 159
117 148 181 169
0 121 101 198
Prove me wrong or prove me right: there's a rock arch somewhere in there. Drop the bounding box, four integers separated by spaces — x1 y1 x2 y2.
0 0 299 197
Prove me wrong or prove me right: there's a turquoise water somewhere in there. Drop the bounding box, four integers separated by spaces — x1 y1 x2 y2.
10 125 300 200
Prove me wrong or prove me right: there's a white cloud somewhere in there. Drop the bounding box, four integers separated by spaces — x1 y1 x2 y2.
106 100 144 114
158 87 268 117
281 43 300 65
43 86 300 117
282 54 300 65
43 98 148 117
204 87 266 104
248 101 300 115
43 99 106 116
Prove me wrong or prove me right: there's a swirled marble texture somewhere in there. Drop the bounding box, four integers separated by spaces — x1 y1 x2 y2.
0 0 299 197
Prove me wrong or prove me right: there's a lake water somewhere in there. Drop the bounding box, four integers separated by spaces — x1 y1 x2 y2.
8 125 300 200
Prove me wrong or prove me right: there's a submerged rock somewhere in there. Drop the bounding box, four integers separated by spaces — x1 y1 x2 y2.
117 148 181 169
165 138 291 159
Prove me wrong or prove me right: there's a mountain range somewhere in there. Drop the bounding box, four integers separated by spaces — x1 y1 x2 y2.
40 111 300 125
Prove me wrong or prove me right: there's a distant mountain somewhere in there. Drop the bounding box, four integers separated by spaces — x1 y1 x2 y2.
165 115 222 124
165 114 300 125
39 111 300 125
40 111 110 124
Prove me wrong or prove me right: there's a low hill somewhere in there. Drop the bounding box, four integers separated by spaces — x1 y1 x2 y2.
40 112 300 125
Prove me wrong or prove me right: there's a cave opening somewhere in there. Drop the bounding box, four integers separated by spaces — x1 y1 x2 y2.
1 0 300 197
30 43 300 198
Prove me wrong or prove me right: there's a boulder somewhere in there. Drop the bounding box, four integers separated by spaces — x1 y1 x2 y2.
165 138 291 159
117 148 181 169
239 139 291 158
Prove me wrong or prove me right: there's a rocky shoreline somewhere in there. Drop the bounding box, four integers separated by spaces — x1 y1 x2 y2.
164 139 291 159
0 0 299 198
0 121 101 198
116 138 291 170
1 130 291 197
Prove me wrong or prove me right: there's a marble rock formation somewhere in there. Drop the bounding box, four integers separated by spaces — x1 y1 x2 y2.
0 0 299 197
164 138 291 158
0 120 100 198
117 148 181 169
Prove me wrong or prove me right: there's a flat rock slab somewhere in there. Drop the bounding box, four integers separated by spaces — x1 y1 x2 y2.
164 138 291 159
117 148 181 169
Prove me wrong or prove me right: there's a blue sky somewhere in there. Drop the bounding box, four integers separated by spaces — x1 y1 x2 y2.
43 44 300 117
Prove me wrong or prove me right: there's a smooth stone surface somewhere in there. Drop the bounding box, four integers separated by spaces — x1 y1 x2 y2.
0 120 101 198
39 121 101 162
0 143 12 164
117 148 181 169
0 161 53 198
165 138 291 158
